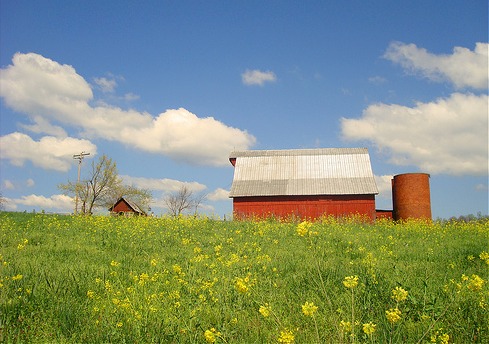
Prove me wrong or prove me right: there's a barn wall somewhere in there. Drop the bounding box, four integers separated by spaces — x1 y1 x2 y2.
233 195 376 220
376 209 393 220
111 201 133 214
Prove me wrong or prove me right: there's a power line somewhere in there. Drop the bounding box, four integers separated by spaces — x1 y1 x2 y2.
73 152 90 215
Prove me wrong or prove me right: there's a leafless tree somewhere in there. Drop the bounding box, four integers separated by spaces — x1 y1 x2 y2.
0 192 6 211
164 185 204 216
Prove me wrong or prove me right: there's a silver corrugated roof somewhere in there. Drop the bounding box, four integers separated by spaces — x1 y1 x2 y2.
229 148 378 197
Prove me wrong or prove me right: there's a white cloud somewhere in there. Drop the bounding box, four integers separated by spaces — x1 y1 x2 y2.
207 188 230 201
123 93 140 101
3 180 15 190
242 69 277 86
20 115 67 137
0 52 256 166
368 76 387 85
13 194 74 212
123 108 256 165
0 132 97 172
0 52 93 116
94 77 117 93
121 175 206 193
341 93 488 176
384 42 488 89
26 178 35 187
374 175 393 198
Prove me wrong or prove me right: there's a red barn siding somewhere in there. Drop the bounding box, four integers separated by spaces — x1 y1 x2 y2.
109 198 146 216
376 209 393 220
111 201 134 214
233 194 376 220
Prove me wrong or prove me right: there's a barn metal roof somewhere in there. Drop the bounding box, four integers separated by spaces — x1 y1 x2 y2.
229 148 379 197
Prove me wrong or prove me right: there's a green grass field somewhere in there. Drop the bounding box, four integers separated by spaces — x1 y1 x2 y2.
1 212 488 343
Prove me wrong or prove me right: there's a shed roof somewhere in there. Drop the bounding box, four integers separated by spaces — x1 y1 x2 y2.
229 148 378 197
109 197 146 215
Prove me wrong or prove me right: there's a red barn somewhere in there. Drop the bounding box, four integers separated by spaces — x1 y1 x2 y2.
229 148 379 220
109 197 147 216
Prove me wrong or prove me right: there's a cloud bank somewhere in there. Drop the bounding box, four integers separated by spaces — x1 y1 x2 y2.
342 42 488 176
384 42 488 89
207 188 230 201
0 53 256 167
0 132 97 172
5 194 74 212
121 175 206 193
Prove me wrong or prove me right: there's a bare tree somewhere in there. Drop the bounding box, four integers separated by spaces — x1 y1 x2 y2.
0 191 6 211
164 185 204 216
59 154 152 215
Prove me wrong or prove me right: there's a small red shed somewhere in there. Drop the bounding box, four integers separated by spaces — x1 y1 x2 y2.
109 197 147 216
229 148 379 220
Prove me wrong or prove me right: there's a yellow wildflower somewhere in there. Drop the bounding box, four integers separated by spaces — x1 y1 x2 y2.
392 286 408 302
296 221 312 236
235 276 251 294
480 251 489 264
204 328 221 343
301 301 318 316
110 260 120 267
105 280 112 291
87 290 95 298
17 239 28 250
139 273 150 286
172 264 183 274
277 329 295 343
438 333 450 344
385 308 402 324
259 304 271 317
134 311 142 320
150 258 158 266
339 320 352 332
343 276 359 289
467 274 484 292
362 322 376 335
11 274 23 281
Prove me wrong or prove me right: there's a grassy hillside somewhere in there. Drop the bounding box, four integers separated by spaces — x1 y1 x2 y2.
1 212 488 343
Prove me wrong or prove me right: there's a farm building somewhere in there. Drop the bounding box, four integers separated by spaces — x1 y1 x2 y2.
229 148 379 220
392 173 431 220
108 197 147 216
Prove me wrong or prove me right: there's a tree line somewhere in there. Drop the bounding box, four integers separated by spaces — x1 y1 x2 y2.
58 154 203 216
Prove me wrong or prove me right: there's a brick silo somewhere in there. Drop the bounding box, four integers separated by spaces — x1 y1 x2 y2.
392 173 431 220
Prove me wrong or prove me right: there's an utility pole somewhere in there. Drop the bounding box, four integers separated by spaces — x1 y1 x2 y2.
73 152 90 214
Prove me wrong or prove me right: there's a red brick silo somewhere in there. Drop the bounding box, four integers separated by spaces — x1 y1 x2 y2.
392 173 431 220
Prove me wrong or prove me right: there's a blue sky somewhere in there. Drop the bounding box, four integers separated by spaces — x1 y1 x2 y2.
1 0 487 219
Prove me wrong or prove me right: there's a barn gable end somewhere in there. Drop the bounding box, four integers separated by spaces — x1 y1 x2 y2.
229 148 378 220
109 197 146 216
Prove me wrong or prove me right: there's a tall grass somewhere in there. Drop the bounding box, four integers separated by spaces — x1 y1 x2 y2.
0 212 487 343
